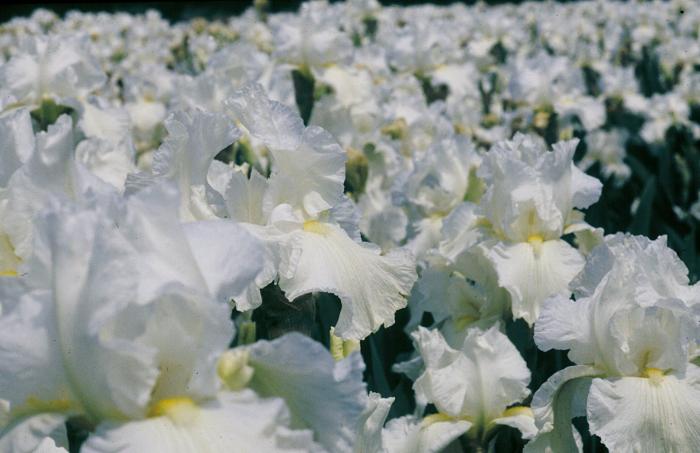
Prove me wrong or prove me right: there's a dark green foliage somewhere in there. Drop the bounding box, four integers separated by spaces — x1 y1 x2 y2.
360 307 417 420
30 99 74 132
415 72 449 105
582 64 601 97
252 283 318 340
635 46 672 97
292 68 316 125
66 417 92 453
490 40 508 65
363 15 379 41
344 149 370 200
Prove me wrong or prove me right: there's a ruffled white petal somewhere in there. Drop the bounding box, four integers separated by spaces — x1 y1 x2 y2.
130 291 232 404
570 166 602 209
278 222 417 340
412 326 530 422
82 391 321 453
224 170 269 225
587 367 700 453
151 109 239 220
115 183 207 301
75 138 135 190
40 203 160 419
0 289 77 414
484 239 584 325
226 84 346 218
225 83 305 153
246 333 367 452
0 36 105 105
79 101 132 144
264 125 346 218
437 202 485 262
3 114 76 260
0 413 68 453
534 295 595 365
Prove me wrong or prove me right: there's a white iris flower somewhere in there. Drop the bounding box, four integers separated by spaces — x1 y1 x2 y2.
527 234 700 453
401 326 537 450
475 133 602 325
225 84 417 340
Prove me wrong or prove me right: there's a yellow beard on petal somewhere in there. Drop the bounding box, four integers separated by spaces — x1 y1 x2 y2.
527 234 545 255
421 412 458 427
303 220 330 235
421 412 473 428
453 315 477 331
501 405 533 418
0 233 20 277
642 367 666 386
11 395 78 419
148 397 200 425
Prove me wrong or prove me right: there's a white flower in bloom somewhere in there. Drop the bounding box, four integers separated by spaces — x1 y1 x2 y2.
579 128 630 186
528 234 700 453
0 107 137 276
0 113 116 271
0 184 320 451
81 390 321 453
0 35 105 107
3 2 700 451
271 2 353 73
75 98 136 189
310 65 379 149
225 84 417 340
407 326 537 448
394 135 482 259
474 133 602 325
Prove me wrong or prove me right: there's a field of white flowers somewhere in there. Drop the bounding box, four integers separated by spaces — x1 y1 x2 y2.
1 1 699 452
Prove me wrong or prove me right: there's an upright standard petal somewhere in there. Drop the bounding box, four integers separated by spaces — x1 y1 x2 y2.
226 84 346 218
150 109 240 220
412 326 531 436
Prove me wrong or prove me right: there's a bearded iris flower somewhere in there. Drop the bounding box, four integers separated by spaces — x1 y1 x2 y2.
527 234 700 452
473 133 602 325
224 84 417 340
393 326 536 451
0 184 322 452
